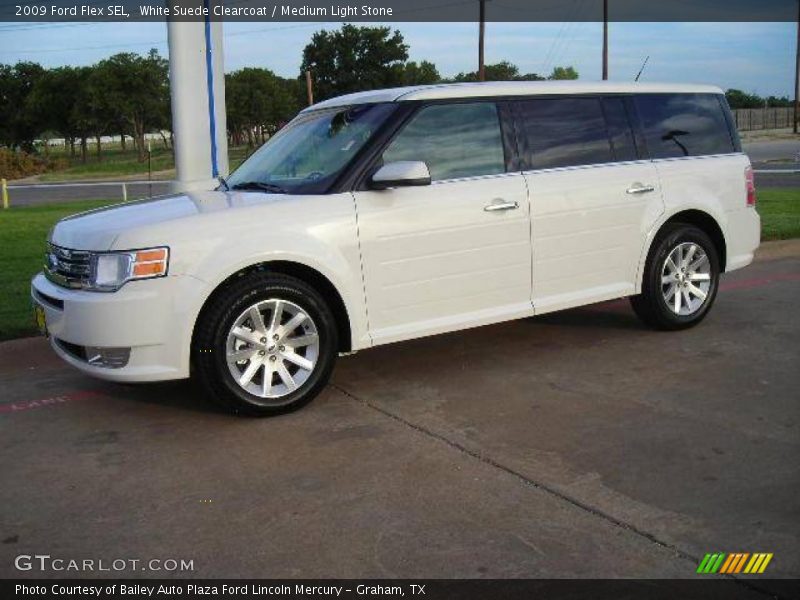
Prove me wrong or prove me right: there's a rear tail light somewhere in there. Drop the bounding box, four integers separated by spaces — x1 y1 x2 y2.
745 166 757 207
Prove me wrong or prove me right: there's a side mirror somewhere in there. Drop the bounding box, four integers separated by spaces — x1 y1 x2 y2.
369 161 431 190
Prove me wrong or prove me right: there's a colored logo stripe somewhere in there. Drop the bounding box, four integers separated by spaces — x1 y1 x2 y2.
697 553 726 573
698 553 773 574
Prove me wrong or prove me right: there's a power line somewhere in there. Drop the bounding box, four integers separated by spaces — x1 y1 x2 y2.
541 0 586 74
0 22 102 32
0 22 328 54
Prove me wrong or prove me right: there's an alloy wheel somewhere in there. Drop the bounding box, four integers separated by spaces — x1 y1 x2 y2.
225 299 320 403
660 242 713 316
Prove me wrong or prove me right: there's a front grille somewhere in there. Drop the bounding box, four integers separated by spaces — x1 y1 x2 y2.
44 243 91 289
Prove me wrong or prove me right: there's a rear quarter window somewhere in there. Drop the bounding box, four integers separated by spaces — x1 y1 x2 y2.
634 93 735 159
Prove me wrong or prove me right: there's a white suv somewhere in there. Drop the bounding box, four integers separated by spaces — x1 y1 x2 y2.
31 82 760 415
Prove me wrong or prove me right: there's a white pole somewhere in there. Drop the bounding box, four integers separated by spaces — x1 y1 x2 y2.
167 17 229 193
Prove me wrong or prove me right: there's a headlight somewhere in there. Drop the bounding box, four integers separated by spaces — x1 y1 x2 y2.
89 247 169 292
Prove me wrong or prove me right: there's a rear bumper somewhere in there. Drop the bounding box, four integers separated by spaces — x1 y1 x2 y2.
725 208 760 272
31 272 205 382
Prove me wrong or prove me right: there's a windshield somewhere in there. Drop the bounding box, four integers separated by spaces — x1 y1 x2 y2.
226 103 397 194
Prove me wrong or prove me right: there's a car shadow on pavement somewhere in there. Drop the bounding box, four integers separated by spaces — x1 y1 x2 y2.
530 300 645 331
95 379 228 415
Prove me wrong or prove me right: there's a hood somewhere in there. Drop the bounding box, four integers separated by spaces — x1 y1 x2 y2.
49 190 283 251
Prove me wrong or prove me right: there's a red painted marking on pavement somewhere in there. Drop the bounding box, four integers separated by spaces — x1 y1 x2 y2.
720 272 800 292
0 390 101 414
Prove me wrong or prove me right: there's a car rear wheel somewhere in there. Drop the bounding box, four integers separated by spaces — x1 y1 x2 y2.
193 272 338 416
630 224 720 330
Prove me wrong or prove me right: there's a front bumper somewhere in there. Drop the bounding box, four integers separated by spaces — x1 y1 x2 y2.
31 272 205 382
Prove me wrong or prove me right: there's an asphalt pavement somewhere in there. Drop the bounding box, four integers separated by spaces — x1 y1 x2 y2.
743 139 799 163
1 241 798 591
5 180 172 207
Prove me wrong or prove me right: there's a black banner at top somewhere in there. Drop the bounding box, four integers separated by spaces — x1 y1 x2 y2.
1 0 799 23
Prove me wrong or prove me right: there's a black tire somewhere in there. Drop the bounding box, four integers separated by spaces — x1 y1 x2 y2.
630 223 720 331
192 272 338 416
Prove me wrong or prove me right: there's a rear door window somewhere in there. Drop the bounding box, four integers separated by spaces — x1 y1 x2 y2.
602 97 638 162
634 93 735 158
514 97 615 170
382 102 506 181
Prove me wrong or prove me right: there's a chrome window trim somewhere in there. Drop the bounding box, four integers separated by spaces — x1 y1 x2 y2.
520 158 653 176
430 171 522 186
517 152 745 177
649 152 746 165
368 150 744 185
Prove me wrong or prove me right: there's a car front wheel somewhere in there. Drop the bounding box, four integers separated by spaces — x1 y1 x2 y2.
192 272 338 416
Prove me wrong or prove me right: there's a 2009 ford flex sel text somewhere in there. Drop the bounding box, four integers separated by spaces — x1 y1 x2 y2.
31 82 760 415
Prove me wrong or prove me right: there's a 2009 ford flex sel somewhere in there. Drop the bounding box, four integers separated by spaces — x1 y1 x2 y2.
32 82 760 415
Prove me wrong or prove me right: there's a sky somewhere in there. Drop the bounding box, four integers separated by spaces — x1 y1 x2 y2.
0 21 794 97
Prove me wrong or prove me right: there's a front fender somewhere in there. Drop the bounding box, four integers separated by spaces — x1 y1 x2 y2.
157 193 370 372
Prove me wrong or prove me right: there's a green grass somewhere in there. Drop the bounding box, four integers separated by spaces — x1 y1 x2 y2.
758 189 800 240
33 144 251 182
0 199 120 340
0 189 797 341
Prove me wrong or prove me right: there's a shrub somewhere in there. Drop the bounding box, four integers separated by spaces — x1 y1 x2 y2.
0 148 66 180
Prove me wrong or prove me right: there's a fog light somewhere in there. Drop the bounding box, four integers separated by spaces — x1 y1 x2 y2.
85 346 131 368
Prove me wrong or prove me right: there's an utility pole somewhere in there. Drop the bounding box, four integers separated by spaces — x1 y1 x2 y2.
602 0 609 80
478 0 487 81
795 0 799 133
305 70 314 106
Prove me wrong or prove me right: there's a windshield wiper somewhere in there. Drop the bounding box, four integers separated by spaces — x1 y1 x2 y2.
230 181 288 194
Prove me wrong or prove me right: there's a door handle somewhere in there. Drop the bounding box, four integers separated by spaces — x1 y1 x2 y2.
484 200 519 212
626 184 655 195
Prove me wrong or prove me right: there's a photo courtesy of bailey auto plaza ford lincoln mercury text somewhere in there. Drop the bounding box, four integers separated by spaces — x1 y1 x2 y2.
0 1 798 599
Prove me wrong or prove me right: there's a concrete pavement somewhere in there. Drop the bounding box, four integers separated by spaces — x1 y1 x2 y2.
0 245 798 591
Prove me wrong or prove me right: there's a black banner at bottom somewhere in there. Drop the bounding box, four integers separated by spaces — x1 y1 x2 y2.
3 579 800 600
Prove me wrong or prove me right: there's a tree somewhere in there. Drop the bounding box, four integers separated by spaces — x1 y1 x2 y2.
301 25 409 100
27 66 83 158
725 89 763 109
92 49 169 161
71 66 102 163
548 66 578 80
765 95 792 107
450 61 547 82
0 61 45 151
402 61 441 85
725 89 791 109
226 68 301 147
